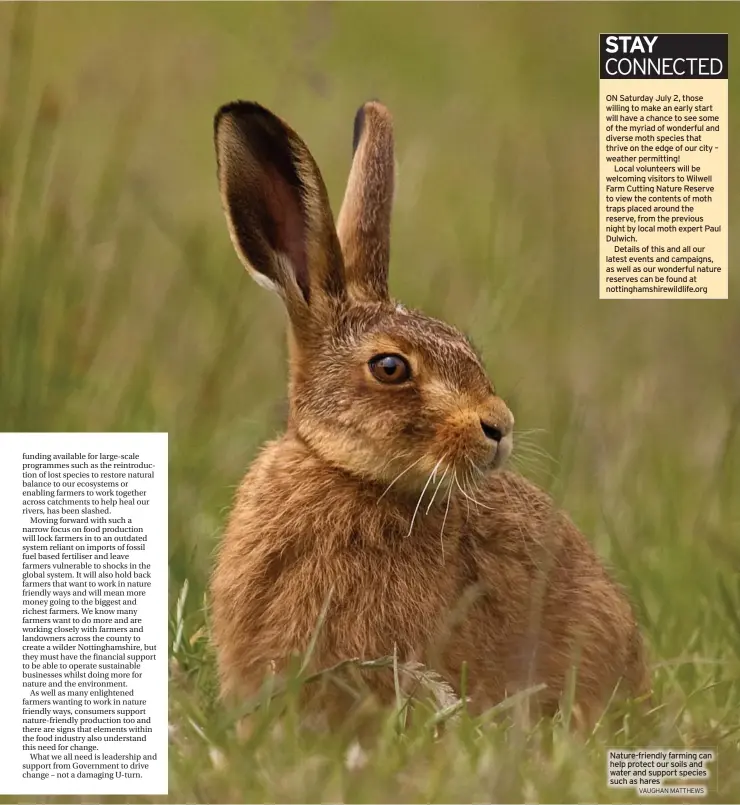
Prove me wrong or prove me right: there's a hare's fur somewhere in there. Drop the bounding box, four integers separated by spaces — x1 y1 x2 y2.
210 100 650 727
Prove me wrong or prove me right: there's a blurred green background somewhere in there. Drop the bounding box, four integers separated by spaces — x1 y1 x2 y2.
1 2 738 801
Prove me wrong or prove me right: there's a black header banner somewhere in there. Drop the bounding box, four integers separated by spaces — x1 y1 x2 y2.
600 34 728 80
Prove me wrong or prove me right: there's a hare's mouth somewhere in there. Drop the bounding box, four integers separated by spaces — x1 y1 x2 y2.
492 432 513 469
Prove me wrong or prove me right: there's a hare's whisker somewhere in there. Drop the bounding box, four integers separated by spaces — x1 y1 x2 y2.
463 487 472 518
456 475 496 512
459 460 482 502
514 428 548 437
511 439 557 465
510 453 555 479
377 450 410 475
405 457 443 537
465 456 486 483
378 456 424 502
426 463 449 514
439 471 454 562
514 442 556 461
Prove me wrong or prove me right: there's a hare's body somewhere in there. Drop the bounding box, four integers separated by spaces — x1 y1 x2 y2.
208 99 650 727
212 431 648 723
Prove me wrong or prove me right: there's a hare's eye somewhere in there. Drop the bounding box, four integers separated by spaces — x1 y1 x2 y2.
368 354 411 384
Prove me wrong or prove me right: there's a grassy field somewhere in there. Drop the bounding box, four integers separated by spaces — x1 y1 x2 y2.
1 2 739 801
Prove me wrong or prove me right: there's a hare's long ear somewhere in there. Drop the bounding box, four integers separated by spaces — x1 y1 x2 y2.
336 100 394 304
214 101 346 320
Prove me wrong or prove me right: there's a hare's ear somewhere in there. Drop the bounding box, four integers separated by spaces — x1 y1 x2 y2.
336 100 394 304
214 101 346 317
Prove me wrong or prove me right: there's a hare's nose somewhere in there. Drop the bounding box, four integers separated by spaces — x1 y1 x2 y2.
480 419 503 443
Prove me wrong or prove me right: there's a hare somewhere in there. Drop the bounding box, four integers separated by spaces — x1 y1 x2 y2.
209 99 650 728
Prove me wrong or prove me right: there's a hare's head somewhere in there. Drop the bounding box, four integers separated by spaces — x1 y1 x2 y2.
214 100 514 496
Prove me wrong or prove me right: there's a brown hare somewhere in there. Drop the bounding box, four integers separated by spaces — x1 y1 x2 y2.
209 99 650 729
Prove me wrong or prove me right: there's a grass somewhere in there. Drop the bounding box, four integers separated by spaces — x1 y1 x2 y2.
1 1 739 801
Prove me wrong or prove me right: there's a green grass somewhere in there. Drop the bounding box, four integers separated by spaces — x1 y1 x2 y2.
1 2 739 801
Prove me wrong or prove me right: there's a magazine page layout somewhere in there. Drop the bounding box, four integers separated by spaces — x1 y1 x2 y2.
0 2 737 803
